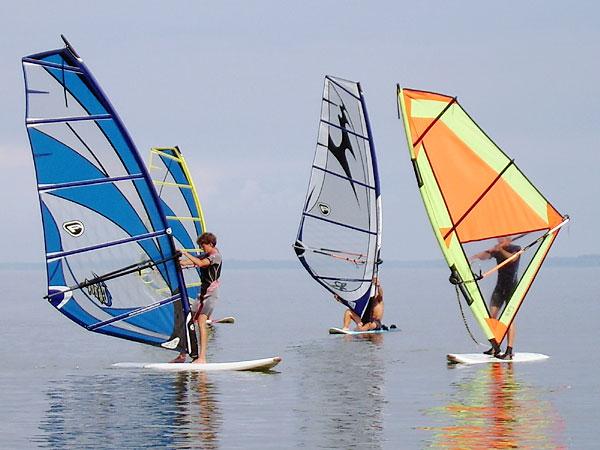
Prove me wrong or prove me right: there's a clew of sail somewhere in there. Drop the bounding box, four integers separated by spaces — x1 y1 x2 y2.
294 76 382 318
397 86 569 347
148 146 206 300
22 36 197 355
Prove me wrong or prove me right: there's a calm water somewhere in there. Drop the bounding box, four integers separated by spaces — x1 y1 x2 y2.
1 266 598 448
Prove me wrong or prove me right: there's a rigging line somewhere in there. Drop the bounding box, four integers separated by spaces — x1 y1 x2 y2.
65 122 109 176
455 285 484 346
311 163 375 189
45 251 182 299
443 159 515 240
412 97 457 148
475 216 570 281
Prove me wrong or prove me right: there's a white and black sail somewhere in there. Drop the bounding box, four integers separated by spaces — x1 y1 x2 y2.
294 76 382 318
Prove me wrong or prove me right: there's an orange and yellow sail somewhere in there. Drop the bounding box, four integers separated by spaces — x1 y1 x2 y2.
397 86 568 347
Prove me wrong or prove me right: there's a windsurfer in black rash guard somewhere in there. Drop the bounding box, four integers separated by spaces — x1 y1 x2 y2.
171 232 222 364
337 276 385 331
471 237 521 360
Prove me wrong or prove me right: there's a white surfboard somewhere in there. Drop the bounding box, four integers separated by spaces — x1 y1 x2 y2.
113 356 281 372
446 352 549 365
207 316 235 325
328 326 399 335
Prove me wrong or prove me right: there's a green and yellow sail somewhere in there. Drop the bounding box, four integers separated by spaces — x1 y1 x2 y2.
148 146 207 299
397 87 568 347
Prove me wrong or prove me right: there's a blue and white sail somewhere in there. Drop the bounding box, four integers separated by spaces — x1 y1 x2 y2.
148 146 206 300
22 36 197 355
294 76 382 318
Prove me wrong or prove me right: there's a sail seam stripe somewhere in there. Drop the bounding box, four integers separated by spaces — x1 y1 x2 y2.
47 229 168 260
302 212 376 235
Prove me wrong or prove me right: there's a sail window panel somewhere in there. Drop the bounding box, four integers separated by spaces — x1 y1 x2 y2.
463 230 547 316
301 218 373 294
53 233 174 308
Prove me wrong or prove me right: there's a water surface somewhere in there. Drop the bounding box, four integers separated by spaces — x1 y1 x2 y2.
1 266 597 448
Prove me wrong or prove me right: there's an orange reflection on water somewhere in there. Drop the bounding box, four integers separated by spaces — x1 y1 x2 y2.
422 363 566 449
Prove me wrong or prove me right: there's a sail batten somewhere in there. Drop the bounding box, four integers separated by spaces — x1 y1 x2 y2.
295 76 381 318
398 86 567 346
23 38 196 355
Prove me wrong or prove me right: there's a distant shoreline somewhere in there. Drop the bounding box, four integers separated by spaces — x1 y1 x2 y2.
3 254 600 271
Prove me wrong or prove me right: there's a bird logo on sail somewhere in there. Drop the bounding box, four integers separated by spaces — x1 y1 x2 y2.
327 104 359 201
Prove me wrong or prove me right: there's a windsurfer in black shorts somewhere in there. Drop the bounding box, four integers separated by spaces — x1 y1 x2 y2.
337 277 384 331
471 237 521 359
171 232 222 364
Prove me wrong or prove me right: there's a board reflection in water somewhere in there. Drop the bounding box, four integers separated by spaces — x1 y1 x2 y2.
34 371 222 449
293 334 386 449
421 363 565 448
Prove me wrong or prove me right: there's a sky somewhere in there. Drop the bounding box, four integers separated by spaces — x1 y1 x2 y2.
1 1 598 263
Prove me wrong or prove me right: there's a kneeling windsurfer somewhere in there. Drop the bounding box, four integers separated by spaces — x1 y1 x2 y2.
337 276 385 331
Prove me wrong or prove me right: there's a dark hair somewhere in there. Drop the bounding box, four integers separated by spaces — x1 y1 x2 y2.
197 232 217 247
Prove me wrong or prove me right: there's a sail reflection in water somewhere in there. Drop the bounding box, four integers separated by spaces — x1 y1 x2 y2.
421 364 565 449
293 335 386 449
34 371 222 449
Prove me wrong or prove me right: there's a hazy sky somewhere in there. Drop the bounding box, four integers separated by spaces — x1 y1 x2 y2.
1 1 597 263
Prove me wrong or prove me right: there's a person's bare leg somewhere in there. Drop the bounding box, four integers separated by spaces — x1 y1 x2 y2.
343 309 361 330
193 313 208 364
356 321 376 332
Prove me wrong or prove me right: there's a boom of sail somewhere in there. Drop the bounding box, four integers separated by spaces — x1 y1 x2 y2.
23 36 197 355
148 146 206 300
294 76 382 318
397 86 569 348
